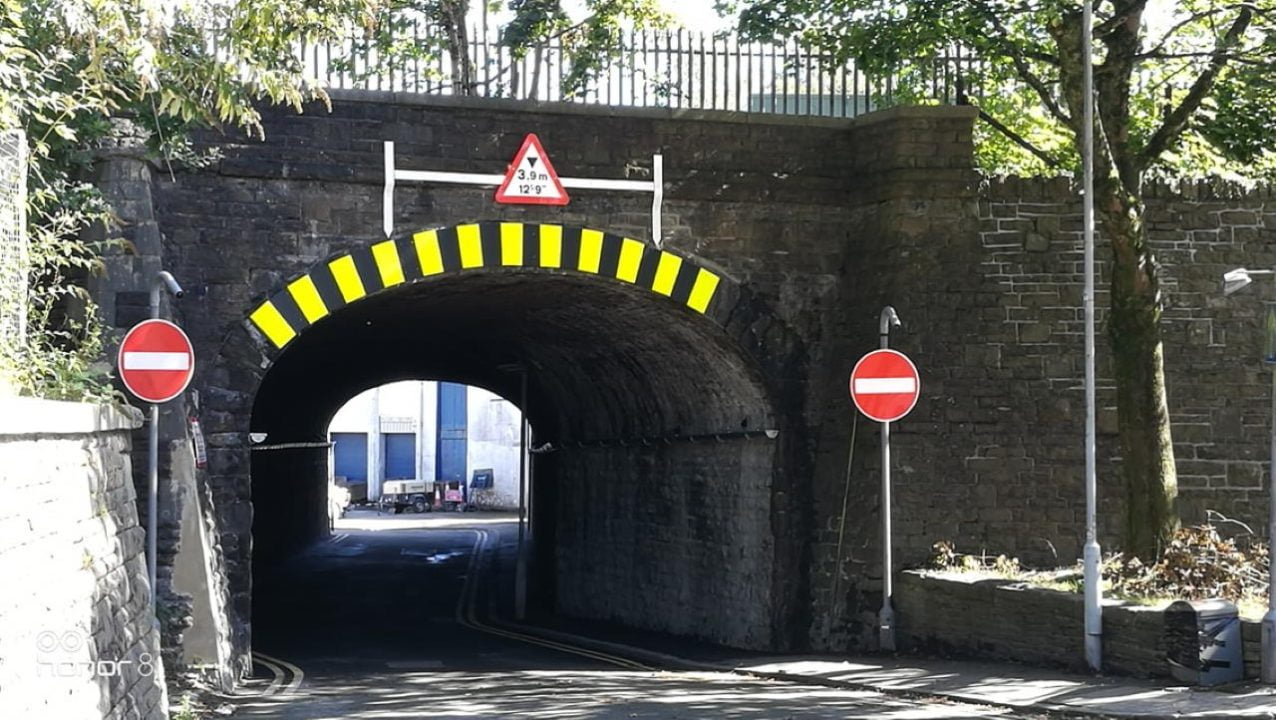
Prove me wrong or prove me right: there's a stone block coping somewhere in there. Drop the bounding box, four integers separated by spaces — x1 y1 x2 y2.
325 88 978 129
0 397 143 436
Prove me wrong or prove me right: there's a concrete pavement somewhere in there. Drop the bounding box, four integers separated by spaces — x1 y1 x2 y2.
737 656 1276 719
503 619 1276 719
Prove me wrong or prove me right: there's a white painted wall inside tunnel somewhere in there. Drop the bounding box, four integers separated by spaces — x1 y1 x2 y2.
467 387 523 509
327 381 521 508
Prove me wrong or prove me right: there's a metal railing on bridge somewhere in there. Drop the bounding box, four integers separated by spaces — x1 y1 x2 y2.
264 22 980 118
0 129 27 394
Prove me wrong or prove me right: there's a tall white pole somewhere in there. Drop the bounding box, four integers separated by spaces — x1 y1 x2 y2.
147 402 158 615
651 154 664 248
1264 345 1276 683
515 368 528 620
383 141 395 239
1081 0 1103 673
880 418 894 651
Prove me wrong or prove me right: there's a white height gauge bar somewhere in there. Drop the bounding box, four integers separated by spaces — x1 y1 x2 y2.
383 141 665 247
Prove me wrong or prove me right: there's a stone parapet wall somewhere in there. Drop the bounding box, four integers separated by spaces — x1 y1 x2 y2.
896 570 1260 680
0 398 168 719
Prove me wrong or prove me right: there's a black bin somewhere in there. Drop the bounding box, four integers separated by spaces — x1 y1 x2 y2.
1164 599 1244 685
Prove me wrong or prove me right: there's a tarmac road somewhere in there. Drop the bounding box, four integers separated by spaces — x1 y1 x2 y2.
234 510 1055 719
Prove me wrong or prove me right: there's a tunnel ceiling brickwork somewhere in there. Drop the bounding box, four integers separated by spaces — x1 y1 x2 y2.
249 268 774 445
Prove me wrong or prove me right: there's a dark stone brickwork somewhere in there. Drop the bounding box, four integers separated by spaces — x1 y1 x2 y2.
555 441 778 648
137 88 1275 666
975 178 1276 532
809 175 1276 651
150 93 972 659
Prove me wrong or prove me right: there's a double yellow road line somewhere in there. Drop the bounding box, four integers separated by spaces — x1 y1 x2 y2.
252 651 305 696
456 529 653 671
250 526 651 698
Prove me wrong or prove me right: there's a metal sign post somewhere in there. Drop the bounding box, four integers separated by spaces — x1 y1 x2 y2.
516 367 528 620
122 272 185 614
878 308 900 651
849 308 920 652
383 139 664 246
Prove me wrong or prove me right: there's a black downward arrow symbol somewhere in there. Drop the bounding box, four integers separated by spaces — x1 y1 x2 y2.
528 157 538 168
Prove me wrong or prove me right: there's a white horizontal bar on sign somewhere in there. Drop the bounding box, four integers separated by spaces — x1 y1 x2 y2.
123 352 190 371
854 377 916 394
394 169 655 193
395 170 506 185
559 177 655 192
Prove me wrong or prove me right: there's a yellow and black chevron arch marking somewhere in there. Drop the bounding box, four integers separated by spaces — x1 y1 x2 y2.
248 222 737 351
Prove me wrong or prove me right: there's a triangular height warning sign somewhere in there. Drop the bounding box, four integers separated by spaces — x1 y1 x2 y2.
494 133 570 206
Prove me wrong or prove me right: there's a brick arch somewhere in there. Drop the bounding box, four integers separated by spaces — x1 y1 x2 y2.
245 222 742 353
208 219 810 664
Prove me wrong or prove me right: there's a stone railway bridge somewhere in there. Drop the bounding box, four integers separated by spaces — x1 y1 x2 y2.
89 89 1276 678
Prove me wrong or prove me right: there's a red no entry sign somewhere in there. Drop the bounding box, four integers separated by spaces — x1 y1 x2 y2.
118 319 195 403
850 349 920 423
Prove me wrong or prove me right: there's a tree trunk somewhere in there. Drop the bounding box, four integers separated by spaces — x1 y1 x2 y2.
1099 182 1179 559
438 0 473 95
528 45 544 101
1052 7 1180 560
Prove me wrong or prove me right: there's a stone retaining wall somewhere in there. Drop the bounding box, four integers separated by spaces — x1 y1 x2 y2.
971 178 1276 544
0 398 169 719
896 570 1260 680
813 175 1276 651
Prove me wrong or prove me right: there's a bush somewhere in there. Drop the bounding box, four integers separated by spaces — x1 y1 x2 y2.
925 522 1271 610
1107 524 1269 602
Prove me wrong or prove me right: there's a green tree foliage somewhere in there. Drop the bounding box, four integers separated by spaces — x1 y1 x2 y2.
0 0 375 399
734 0 1276 558
342 0 669 98
506 0 669 97
332 0 476 93
1203 31 1276 168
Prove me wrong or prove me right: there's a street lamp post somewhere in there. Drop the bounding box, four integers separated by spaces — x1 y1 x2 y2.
1080 0 1101 674
1221 266 1276 684
498 362 530 621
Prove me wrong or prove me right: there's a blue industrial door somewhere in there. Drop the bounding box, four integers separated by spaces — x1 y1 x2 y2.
332 433 368 483
436 383 467 486
384 433 416 479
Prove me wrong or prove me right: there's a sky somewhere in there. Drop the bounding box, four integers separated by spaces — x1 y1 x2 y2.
656 0 735 30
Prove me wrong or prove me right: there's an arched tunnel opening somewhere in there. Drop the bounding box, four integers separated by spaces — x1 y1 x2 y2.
321 379 527 515
246 224 783 653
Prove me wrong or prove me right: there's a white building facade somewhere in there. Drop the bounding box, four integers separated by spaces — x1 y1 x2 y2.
327 381 524 509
